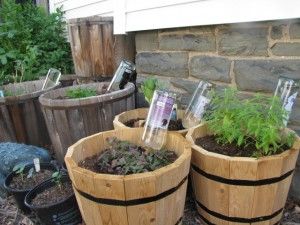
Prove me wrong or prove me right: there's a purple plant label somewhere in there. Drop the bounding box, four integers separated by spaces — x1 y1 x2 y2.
149 95 175 128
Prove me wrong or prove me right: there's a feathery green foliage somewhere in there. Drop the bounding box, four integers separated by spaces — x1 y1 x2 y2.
205 88 295 157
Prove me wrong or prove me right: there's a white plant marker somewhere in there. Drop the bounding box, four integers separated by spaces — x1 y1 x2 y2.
0 90 4 97
34 158 40 172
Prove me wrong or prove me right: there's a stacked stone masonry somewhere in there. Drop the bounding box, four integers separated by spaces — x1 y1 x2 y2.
135 20 300 200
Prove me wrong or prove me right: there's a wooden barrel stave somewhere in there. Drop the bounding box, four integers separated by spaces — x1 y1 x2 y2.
0 80 59 146
40 82 135 162
187 123 300 225
65 128 191 225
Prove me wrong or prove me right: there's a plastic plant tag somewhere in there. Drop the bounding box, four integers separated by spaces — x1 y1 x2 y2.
273 77 300 126
142 90 176 150
107 60 135 92
33 158 40 172
42 68 61 90
0 90 3 97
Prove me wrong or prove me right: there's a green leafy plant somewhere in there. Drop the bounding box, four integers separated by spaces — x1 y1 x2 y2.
13 164 25 180
66 87 97 99
52 171 62 190
0 0 73 85
140 77 166 104
205 88 295 157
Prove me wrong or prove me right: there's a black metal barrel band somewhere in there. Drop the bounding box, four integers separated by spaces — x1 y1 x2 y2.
191 164 294 186
196 200 283 223
74 176 188 206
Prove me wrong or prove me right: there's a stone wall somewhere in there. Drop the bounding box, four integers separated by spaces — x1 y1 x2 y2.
135 20 300 200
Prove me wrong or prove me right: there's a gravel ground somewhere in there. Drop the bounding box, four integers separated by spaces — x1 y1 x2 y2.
1 194 299 225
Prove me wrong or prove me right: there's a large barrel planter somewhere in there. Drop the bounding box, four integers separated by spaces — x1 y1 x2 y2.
113 108 189 136
0 80 59 146
186 123 300 225
39 82 135 162
68 16 135 78
65 128 191 225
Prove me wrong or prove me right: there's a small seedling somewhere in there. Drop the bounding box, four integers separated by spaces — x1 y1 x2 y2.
52 171 62 190
13 164 25 181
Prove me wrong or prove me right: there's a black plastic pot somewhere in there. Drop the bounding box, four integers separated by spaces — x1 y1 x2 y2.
24 175 82 225
4 163 57 213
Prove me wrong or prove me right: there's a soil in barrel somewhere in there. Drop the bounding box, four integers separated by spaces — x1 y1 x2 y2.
9 169 53 190
196 135 288 157
124 118 184 131
31 181 72 206
79 137 178 175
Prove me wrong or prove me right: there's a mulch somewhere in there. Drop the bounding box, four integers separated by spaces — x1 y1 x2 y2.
1 193 299 225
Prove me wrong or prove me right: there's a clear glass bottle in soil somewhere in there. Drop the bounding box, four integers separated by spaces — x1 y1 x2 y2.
273 76 300 126
107 60 136 92
182 81 214 129
142 90 177 150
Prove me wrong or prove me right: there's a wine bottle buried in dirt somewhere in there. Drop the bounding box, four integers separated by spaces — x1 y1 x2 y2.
142 90 176 150
107 60 136 92
182 81 215 129
273 76 300 126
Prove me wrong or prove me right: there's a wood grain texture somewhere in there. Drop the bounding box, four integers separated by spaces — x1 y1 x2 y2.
0 80 59 146
40 82 135 162
186 123 300 225
65 128 191 225
68 16 135 77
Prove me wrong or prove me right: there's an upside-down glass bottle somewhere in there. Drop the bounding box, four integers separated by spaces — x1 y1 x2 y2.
142 90 177 150
182 81 214 129
273 77 300 126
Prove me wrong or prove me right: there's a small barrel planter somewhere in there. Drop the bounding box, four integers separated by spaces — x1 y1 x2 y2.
186 123 300 225
25 174 82 225
0 80 59 146
65 128 191 225
39 82 135 162
113 108 189 136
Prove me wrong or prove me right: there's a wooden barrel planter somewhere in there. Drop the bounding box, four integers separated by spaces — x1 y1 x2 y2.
39 82 135 162
113 108 189 136
65 128 191 225
68 16 135 78
0 80 59 146
186 123 300 225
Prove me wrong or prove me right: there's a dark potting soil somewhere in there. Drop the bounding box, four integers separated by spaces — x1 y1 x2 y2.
124 118 185 131
168 119 185 131
9 169 53 190
79 138 178 175
195 135 288 157
31 181 73 207
124 118 144 127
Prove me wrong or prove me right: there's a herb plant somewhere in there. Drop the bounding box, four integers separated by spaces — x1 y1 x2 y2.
66 87 97 99
80 137 177 175
205 88 295 157
52 171 62 190
140 77 166 104
0 0 73 85
13 164 25 181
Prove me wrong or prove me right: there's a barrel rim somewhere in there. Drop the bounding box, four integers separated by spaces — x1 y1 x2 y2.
39 82 135 109
186 122 300 162
65 127 191 183
113 107 190 134
0 80 60 104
